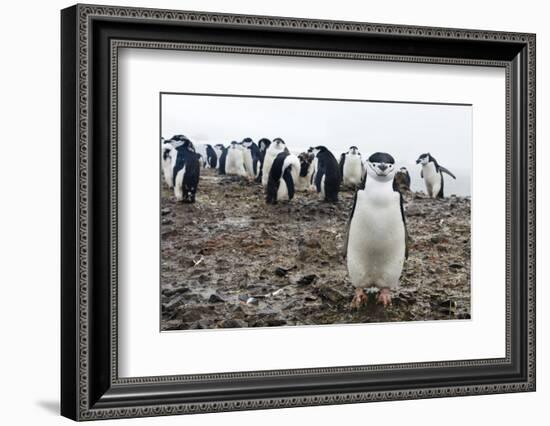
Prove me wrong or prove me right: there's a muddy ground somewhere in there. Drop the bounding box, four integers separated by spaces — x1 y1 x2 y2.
160 169 471 331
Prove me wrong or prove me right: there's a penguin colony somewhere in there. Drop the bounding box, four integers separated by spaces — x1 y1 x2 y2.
162 135 456 309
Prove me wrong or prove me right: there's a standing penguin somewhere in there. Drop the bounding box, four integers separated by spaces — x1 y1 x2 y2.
393 166 411 193
255 138 272 183
311 146 341 202
261 138 287 187
161 139 176 188
345 152 408 308
172 139 201 203
195 143 217 168
266 152 300 204
241 137 262 180
296 152 314 191
205 144 218 169
215 144 227 174
416 153 456 198
339 146 364 187
225 141 247 177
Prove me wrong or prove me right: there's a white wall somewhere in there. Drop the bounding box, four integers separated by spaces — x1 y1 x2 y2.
0 0 546 424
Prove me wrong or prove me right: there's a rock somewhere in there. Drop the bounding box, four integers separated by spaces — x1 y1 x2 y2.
218 319 248 328
266 319 287 326
282 299 300 310
431 299 457 315
208 293 225 304
246 297 259 306
173 305 212 322
316 285 347 304
431 235 443 244
162 218 173 225
407 206 426 217
162 320 183 331
189 319 212 329
274 267 288 277
161 208 171 216
449 263 464 269
162 286 190 297
162 294 187 311
161 229 178 238
238 294 249 303
297 274 318 286
271 288 285 297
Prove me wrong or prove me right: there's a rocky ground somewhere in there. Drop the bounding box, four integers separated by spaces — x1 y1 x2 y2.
160 169 471 331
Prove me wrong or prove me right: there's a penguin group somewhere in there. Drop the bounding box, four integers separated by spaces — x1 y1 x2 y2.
161 135 458 311
161 136 356 205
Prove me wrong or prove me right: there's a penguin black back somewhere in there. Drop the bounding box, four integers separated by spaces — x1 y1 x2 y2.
313 146 341 202
266 152 295 204
218 146 228 175
205 144 218 168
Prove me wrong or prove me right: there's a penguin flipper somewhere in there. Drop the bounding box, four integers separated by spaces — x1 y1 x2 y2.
439 166 456 179
395 188 409 259
420 169 423 179
343 190 359 258
339 153 345 178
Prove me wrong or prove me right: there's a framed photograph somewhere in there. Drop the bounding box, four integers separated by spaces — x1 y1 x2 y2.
61 4 536 421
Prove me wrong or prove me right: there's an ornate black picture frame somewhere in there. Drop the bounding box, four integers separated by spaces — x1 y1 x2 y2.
61 4 536 421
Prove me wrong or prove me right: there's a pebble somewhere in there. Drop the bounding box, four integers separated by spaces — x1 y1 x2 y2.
297 274 318 286
208 293 225 303
218 319 248 328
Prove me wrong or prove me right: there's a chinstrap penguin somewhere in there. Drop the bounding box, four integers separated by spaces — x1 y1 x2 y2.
261 138 287 187
296 152 314 191
161 138 176 188
225 141 247 177
265 152 300 204
241 137 262 180
172 139 201 203
393 166 411 193
311 146 341 202
345 152 408 308
416 153 456 198
339 146 364 187
256 138 272 183
215 144 228 174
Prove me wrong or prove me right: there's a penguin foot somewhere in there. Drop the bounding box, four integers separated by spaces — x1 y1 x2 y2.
377 288 392 307
350 288 368 310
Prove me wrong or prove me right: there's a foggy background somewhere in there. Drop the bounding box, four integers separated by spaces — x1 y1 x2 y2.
161 94 472 196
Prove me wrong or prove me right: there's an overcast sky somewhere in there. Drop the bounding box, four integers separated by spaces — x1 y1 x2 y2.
161 94 472 195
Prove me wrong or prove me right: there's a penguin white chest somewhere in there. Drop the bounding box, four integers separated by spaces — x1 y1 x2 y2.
242 149 255 178
343 155 363 185
261 150 279 186
347 188 405 290
162 147 174 188
226 149 246 176
422 162 441 197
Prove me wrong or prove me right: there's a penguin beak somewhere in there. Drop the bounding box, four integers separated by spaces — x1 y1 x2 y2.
416 159 421 164
378 163 388 172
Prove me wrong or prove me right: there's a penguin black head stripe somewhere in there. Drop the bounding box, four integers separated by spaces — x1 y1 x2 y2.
416 152 455 198
313 145 328 153
416 153 433 166
258 138 271 152
368 152 395 164
365 152 396 181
